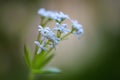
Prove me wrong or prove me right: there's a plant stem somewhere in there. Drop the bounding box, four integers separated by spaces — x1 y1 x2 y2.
61 30 73 40
28 71 35 80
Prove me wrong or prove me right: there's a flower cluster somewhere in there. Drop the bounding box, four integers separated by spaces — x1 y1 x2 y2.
38 8 69 23
35 8 84 54
71 20 84 39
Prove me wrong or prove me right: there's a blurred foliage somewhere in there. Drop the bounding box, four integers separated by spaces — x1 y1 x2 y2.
0 0 41 80
0 0 40 4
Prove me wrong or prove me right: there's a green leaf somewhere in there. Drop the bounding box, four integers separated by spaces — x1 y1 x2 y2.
41 67 61 74
32 50 46 69
24 45 31 68
32 69 42 74
32 67 61 74
32 49 53 69
39 53 55 68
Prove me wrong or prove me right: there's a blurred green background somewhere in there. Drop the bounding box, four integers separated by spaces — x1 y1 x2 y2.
0 0 120 80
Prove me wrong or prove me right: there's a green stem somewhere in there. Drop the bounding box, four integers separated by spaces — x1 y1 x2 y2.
46 48 53 54
40 16 44 25
28 71 35 80
34 33 41 55
42 19 51 27
61 30 73 40
57 30 61 38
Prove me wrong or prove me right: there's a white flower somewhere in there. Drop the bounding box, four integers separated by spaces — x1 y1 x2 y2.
38 25 60 48
53 23 70 34
38 8 69 22
38 8 45 15
71 20 84 39
38 25 50 40
54 12 69 22
38 8 56 20
34 41 48 54
38 25 44 32
38 8 47 17
44 29 60 48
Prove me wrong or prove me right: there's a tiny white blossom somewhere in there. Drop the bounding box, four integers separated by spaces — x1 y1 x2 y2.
38 25 60 48
53 23 70 34
38 25 51 40
55 12 69 22
44 29 60 48
38 8 69 22
38 25 44 32
44 11 56 20
38 8 47 17
71 20 84 39
38 8 56 20
34 41 47 54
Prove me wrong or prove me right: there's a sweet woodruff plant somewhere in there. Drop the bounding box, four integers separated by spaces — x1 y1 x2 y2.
24 8 84 80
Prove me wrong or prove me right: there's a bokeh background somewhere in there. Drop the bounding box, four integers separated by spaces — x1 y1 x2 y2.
0 0 120 80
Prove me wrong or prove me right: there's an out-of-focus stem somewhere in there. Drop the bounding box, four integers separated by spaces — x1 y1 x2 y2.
57 30 61 38
42 19 51 27
61 30 73 40
28 71 35 80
